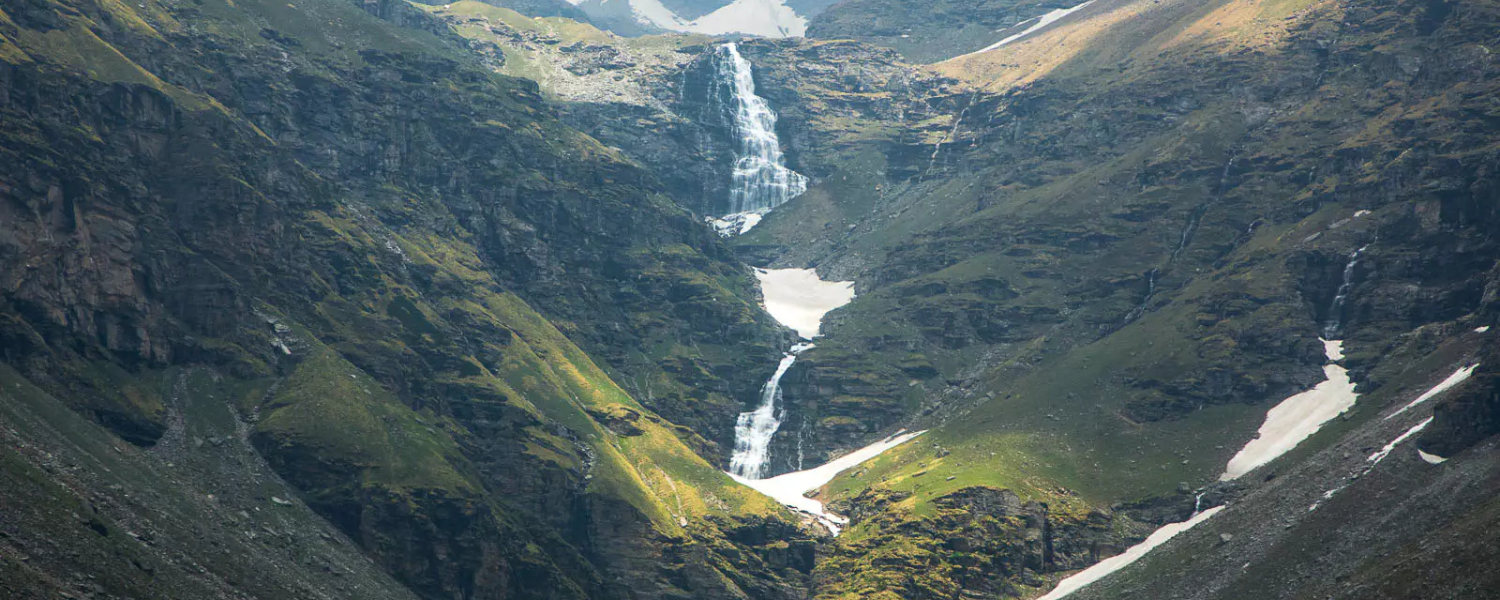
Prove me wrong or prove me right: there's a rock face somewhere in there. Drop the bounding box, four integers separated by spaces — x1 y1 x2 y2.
816 486 1150 600
738 0 1500 473
5 0 1500 598
0 0 807 599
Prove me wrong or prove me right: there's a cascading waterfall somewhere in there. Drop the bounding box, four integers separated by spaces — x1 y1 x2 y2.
709 43 808 233
1322 245 1367 338
715 42 818 476
729 342 813 479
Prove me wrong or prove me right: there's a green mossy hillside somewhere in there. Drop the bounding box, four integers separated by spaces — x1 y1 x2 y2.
0 0 806 598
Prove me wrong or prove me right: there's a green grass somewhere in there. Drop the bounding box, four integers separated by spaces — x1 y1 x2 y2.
258 344 476 493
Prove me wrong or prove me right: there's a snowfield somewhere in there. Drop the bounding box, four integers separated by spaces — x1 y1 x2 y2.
755 268 856 339
1220 339 1358 481
731 430 924 534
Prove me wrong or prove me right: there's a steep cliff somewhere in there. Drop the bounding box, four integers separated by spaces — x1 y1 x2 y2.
0 0 810 598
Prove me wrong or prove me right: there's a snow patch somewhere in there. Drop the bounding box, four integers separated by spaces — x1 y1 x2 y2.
1417 448 1448 464
1036 506 1226 600
1220 339 1357 481
1308 485 1345 512
731 430 924 534
956 1 1095 58
1385 364 1479 420
755 268 856 339
1476 326 1491 333
1367 417 1432 465
708 211 765 236
1326 337 1350 361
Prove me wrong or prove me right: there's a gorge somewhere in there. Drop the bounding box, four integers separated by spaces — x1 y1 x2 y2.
2 0 1499 599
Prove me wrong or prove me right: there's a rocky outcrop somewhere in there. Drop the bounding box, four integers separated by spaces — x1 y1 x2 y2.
817 486 1148 600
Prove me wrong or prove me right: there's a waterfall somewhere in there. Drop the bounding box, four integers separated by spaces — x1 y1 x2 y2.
1322 246 1367 338
711 42 808 221
1123 267 1157 323
729 342 813 479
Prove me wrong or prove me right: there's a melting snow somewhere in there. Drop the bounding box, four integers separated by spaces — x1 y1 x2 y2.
1417 448 1448 464
1220 339 1358 481
708 211 765 236
1308 485 1345 512
731 430 924 535
1367 417 1433 465
755 268 856 339
957 0 1095 58
1385 364 1479 420
1312 366 1473 510
1036 506 1227 600
1323 338 1345 361
1320 416 1437 510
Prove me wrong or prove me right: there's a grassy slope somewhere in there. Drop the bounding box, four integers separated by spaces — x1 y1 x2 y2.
425 0 707 95
0 363 423 600
5 0 775 516
748 0 1497 557
1 0 795 597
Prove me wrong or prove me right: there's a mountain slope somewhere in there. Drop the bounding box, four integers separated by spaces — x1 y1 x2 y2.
806 0 1078 63
3 0 1499 598
726 0 1500 595
0 0 813 598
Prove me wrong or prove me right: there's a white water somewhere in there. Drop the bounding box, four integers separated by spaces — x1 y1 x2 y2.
732 430 925 534
728 264 865 517
728 268 855 478
708 211 763 236
755 268 856 339
714 43 809 217
729 343 813 479
1036 506 1226 600
1322 246 1366 338
1220 339 1358 481
1385 364 1479 420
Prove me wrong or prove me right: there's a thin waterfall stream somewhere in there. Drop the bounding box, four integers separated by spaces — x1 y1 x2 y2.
1042 244 1374 598
1322 245 1367 338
